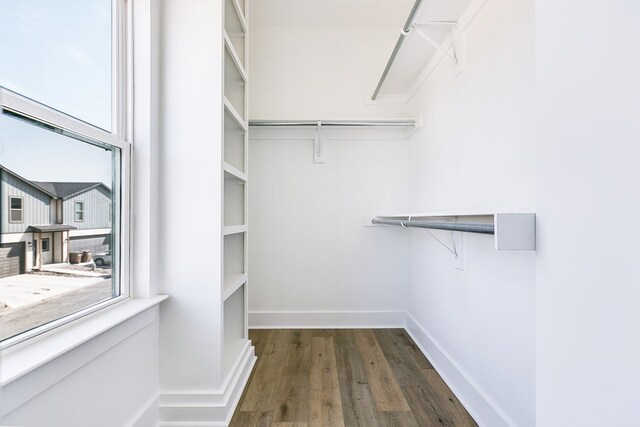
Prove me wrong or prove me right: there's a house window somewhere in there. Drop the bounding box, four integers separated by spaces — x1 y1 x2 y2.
0 0 130 346
9 197 23 223
75 201 85 222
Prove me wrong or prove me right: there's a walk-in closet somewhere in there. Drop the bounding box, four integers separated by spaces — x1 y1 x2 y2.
2 0 639 426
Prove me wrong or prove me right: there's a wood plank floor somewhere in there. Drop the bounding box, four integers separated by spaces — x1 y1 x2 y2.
230 329 478 427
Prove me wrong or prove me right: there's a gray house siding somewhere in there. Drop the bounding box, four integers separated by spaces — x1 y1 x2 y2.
70 235 111 254
63 186 111 230
1 170 52 234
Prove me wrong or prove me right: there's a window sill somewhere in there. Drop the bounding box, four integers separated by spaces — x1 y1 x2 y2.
0 295 168 387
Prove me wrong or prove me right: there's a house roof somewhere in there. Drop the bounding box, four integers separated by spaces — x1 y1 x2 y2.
1 164 111 200
30 181 111 200
0 165 57 198
28 225 78 233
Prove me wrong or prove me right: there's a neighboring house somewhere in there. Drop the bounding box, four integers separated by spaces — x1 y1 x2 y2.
0 165 111 278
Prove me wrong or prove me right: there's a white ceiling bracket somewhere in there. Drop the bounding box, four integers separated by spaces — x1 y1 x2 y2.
313 120 325 164
412 21 463 74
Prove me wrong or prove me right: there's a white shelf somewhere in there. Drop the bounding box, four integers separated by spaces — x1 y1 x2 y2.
224 33 248 82
223 225 247 236
372 0 487 102
367 211 536 251
221 0 249 387
224 233 245 275
223 285 246 377
224 163 247 182
223 274 247 301
224 97 247 130
226 0 247 36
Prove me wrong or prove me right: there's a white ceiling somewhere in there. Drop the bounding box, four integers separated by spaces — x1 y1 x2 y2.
249 0 416 28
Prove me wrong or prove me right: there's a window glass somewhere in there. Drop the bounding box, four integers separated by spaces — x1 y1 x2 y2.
10 197 22 209
75 201 85 221
0 111 121 342
0 0 113 130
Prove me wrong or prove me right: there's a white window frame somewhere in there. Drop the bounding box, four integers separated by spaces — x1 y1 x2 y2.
74 201 85 222
0 0 131 349
8 196 23 223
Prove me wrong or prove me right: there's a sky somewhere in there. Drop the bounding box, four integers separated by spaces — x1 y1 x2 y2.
0 0 113 185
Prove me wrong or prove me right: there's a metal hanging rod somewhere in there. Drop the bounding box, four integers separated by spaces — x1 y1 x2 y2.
249 119 417 127
372 218 495 235
371 0 425 100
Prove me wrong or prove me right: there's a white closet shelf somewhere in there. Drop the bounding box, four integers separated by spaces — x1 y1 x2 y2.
224 33 248 82
224 163 247 182
249 119 418 127
223 274 247 301
224 97 248 131
229 0 247 34
223 225 247 236
371 0 487 103
366 211 536 251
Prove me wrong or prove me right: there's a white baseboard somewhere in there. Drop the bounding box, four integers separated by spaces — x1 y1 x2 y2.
405 313 515 427
128 394 159 427
158 343 256 427
249 310 406 329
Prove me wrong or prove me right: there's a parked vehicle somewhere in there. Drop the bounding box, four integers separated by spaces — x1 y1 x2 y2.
93 251 112 266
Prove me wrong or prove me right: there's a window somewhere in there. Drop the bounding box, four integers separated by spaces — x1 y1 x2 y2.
0 0 130 347
9 196 23 223
75 201 85 222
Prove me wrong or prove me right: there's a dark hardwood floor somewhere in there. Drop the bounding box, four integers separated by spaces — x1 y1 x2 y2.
230 329 477 427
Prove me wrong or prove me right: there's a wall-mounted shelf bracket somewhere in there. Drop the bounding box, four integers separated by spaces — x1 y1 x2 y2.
314 120 325 163
412 21 462 73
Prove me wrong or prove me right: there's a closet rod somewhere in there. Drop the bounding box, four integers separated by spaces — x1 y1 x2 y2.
371 0 425 100
249 120 416 127
372 218 495 234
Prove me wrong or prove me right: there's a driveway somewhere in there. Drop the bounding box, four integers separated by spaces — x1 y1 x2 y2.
0 273 112 341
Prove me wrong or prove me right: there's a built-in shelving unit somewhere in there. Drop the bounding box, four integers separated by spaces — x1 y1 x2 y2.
371 0 487 103
222 0 249 382
367 211 536 251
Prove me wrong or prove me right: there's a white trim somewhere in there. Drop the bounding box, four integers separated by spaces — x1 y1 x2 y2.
69 228 112 237
8 196 24 224
159 344 256 426
0 89 128 151
0 232 33 244
127 394 160 427
248 310 406 329
0 296 167 387
74 200 85 222
405 313 516 427
0 297 167 416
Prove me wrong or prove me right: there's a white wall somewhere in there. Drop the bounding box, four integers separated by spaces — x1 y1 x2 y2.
1 308 160 427
248 133 410 325
405 1 536 426
157 0 225 390
248 14 413 325
536 1 640 425
249 25 410 119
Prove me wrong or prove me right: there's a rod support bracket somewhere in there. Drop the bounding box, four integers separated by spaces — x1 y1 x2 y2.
313 120 325 163
412 21 463 73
